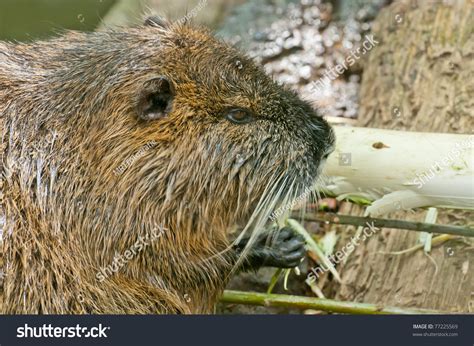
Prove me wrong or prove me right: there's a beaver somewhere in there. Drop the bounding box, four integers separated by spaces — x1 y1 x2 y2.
0 17 335 314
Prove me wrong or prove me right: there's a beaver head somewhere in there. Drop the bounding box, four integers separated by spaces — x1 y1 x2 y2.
79 19 336 233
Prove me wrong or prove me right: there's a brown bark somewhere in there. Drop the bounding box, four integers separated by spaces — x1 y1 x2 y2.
326 0 474 312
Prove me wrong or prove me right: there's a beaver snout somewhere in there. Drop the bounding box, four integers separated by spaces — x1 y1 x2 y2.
321 124 336 159
286 95 335 164
305 112 335 164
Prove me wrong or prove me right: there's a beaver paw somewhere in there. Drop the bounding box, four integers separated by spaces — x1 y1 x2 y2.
237 227 306 270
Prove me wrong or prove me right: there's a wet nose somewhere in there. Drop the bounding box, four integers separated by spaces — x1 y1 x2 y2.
324 126 336 156
308 116 335 156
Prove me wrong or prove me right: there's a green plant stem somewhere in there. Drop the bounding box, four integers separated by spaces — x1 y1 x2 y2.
294 212 474 238
220 290 445 314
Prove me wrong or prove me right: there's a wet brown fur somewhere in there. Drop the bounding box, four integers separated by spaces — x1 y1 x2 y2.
0 21 334 314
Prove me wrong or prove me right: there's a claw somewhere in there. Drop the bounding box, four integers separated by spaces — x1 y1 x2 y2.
236 226 307 270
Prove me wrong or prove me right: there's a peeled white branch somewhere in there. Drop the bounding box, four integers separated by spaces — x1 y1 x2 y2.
320 126 474 216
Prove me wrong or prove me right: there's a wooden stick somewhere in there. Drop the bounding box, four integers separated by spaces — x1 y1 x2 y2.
320 126 474 214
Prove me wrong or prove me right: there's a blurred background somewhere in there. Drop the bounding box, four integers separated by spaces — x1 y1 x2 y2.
0 0 243 41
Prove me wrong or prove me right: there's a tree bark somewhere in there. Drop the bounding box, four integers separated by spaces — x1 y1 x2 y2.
326 0 473 312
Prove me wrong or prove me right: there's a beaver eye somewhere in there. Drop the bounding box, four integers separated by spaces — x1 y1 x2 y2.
225 108 254 124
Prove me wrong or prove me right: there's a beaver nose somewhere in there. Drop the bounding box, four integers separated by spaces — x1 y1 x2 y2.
308 116 333 139
325 126 336 152
307 116 335 160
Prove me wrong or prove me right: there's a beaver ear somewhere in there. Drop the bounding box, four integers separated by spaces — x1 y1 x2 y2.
144 16 169 29
136 77 175 121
